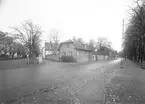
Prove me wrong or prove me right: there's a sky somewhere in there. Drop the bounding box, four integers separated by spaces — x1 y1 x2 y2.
0 0 134 51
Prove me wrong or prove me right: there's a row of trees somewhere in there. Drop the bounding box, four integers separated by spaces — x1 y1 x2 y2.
0 32 28 58
0 20 117 63
72 36 115 53
0 20 42 63
123 0 145 63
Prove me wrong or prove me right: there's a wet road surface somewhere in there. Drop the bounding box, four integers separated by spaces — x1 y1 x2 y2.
1 59 145 104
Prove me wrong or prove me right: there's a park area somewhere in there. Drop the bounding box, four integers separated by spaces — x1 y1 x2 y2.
1 59 145 104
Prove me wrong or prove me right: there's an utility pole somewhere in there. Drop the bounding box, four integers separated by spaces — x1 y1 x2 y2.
122 19 126 61
44 40 46 58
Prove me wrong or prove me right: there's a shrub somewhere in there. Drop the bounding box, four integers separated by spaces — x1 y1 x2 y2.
0 54 9 60
22 54 27 58
61 56 75 62
0 54 27 60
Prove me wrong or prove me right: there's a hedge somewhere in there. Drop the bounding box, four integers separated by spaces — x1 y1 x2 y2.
60 56 76 62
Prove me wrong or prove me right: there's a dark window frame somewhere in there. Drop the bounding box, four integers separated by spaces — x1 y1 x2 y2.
63 52 66 56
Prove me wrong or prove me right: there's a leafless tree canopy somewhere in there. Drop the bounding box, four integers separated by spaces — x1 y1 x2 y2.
88 39 96 51
96 37 112 49
11 20 43 56
123 0 145 62
48 28 60 54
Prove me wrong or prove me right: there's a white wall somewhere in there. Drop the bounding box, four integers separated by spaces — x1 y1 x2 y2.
97 55 108 60
59 43 76 57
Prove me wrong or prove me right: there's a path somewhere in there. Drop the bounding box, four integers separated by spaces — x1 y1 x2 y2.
1 59 145 104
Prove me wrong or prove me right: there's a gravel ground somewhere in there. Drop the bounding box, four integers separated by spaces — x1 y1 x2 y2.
0 61 117 104
104 81 145 104
1 59 145 104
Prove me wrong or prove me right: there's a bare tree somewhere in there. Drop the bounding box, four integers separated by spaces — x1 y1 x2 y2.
96 37 112 49
48 28 59 54
122 0 145 62
11 20 43 63
72 36 76 42
88 39 96 51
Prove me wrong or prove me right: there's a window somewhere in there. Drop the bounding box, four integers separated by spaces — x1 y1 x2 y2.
67 44 69 48
69 52 72 56
62 52 66 56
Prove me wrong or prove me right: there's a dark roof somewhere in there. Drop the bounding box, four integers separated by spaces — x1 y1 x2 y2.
74 41 92 51
58 39 93 52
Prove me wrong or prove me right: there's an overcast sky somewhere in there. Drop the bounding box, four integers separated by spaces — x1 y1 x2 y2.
0 0 134 51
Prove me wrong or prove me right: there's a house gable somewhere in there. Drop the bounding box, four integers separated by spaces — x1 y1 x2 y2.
60 42 75 50
58 39 93 52
58 39 93 62
59 42 76 57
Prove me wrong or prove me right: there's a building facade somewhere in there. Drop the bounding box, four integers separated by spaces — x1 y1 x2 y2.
94 46 116 61
58 40 93 62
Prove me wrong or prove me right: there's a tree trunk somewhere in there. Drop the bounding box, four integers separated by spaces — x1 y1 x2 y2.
134 53 137 62
141 56 143 63
143 46 145 61
30 52 37 64
138 54 140 63
12 52 15 58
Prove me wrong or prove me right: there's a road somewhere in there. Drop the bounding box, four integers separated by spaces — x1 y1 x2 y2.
1 58 145 104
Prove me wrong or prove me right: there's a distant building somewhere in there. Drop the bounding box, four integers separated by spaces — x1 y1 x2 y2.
94 46 116 60
58 40 93 62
